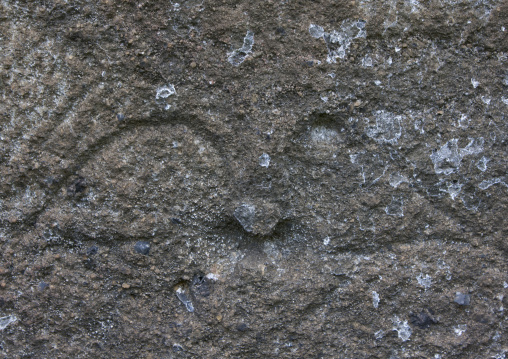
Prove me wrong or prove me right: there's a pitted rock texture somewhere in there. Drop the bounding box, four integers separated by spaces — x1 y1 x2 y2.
0 0 507 357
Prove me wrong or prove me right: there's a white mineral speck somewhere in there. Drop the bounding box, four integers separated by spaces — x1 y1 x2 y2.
206 273 219 281
259 153 270 168
0 315 17 330
477 156 489 172
479 177 507 190
362 55 373 67
309 20 367 63
309 24 324 38
372 291 380 308
454 324 467 336
389 173 409 188
417 273 432 290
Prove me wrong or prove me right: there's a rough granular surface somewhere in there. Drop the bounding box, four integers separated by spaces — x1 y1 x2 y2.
0 0 507 357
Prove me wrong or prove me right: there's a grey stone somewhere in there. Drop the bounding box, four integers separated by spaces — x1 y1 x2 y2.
454 292 471 306
176 288 194 313
234 204 256 233
134 241 150 255
86 245 99 256
234 202 281 236
1 0 507 357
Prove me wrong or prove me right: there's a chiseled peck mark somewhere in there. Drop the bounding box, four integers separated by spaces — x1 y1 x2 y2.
389 173 409 188
385 196 404 217
155 84 176 110
156 84 176 99
309 20 366 63
430 137 484 176
228 31 254 66
393 316 412 341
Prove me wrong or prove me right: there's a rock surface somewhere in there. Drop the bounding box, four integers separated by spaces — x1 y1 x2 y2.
0 0 507 357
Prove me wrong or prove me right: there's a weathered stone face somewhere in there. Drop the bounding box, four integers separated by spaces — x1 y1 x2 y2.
0 0 507 357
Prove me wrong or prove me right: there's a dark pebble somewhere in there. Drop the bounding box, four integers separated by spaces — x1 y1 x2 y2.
44 176 56 185
236 323 248 332
275 27 286 35
83 258 96 270
67 176 86 195
86 245 99 256
454 292 471 306
409 310 437 328
134 241 150 255
192 274 210 297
